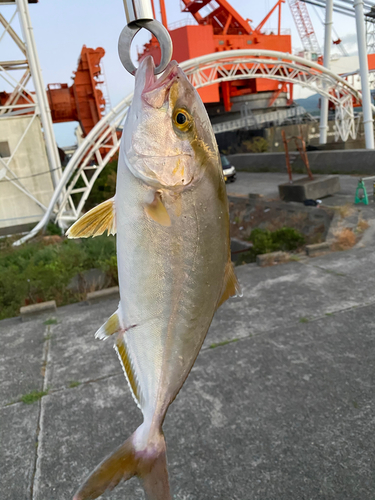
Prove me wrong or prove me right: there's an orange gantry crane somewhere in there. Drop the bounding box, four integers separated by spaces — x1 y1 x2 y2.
0 1 294 137
0 46 106 138
139 0 293 111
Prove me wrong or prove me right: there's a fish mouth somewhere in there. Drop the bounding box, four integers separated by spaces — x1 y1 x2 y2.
144 58 179 93
139 56 182 106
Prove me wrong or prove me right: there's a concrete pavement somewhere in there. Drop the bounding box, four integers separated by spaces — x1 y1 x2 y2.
2 172 375 499
1 242 375 499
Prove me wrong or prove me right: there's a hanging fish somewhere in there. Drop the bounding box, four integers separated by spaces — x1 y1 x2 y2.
67 55 240 500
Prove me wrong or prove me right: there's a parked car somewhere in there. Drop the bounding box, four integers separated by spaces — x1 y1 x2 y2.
220 154 236 183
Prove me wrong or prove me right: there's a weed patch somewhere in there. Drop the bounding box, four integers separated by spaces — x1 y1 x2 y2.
209 338 239 349
0 234 118 320
332 228 356 251
44 318 57 325
357 217 370 233
222 136 268 155
239 227 305 263
68 381 81 388
299 317 309 323
20 389 49 404
335 204 355 219
317 267 346 277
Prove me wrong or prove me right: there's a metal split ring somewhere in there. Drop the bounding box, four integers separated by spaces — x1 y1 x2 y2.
118 19 173 76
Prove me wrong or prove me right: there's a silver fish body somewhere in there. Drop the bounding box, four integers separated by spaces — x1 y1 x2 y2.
116 147 228 423
67 56 239 500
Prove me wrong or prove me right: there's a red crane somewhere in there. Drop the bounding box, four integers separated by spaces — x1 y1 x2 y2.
139 0 292 111
0 46 106 137
287 0 321 59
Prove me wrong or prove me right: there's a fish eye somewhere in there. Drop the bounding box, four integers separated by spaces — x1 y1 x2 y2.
176 113 187 125
173 109 191 131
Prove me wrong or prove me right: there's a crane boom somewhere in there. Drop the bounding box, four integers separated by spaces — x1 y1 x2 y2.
288 0 321 55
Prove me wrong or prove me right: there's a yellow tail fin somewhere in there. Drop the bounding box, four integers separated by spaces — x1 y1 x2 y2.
73 425 171 500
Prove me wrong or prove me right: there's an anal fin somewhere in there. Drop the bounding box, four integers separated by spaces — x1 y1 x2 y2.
217 261 242 308
95 310 143 408
66 197 116 238
114 333 143 409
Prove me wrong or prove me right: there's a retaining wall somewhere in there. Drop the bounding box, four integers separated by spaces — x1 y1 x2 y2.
227 150 375 176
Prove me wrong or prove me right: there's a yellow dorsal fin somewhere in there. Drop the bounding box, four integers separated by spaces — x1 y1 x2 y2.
144 192 171 227
66 197 116 239
95 310 120 340
217 261 242 308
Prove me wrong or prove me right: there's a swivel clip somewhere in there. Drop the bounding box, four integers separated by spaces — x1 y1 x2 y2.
119 0 173 76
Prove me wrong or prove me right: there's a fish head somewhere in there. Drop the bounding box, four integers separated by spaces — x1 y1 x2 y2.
124 56 218 190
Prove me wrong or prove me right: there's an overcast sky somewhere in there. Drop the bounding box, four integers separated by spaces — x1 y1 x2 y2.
2 0 363 146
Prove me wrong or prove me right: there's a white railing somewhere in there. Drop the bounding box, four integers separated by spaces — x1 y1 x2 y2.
167 18 199 30
15 49 373 244
260 28 292 36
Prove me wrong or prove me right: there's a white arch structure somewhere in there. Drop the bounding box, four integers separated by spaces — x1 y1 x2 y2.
14 49 372 245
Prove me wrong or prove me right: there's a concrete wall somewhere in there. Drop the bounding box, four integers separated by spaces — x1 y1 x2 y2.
0 115 54 233
264 120 366 153
227 149 375 176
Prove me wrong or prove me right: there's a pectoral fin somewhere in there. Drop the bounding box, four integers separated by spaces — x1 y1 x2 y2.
217 261 242 308
144 192 171 227
66 197 116 238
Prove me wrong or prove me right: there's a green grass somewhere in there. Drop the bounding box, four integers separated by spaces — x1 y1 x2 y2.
239 227 305 264
0 234 118 320
44 318 57 325
299 317 309 323
321 268 346 277
289 255 301 262
68 381 81 388
325 312 334 317
20 389 49 404
209 338 239 349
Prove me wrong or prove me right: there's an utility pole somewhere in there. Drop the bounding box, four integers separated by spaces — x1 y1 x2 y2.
319 0 333 145
354 0 374 149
